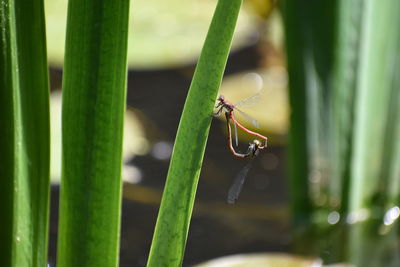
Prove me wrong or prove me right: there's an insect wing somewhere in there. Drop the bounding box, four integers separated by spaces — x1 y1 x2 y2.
234 108 260 128
233 93 261 108
227 161 253 204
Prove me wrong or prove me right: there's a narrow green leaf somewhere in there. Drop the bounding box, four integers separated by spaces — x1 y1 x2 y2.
280 0 311 235
57 1 130 267
146 0 242 266
281 0 337 232
0 1 50 266
386 72 400 206
332 0 364 214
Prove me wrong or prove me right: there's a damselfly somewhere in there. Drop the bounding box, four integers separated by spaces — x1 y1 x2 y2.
226 140 262 204
224 111 265 203
224 112 266 158
215 95 268 148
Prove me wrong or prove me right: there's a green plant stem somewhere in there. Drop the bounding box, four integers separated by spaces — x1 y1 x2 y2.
146 1 242 266
57 1 130 267
0 1 50 266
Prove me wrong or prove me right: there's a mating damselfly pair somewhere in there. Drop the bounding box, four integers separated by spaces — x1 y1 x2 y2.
214 93 268 204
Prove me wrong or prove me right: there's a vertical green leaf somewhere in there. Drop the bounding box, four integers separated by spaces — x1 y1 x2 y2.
146 0 242 266
280 0 311 226
349 0 400 265
282 0 400 264
0 1 50 266
332 0 364 214
349 0 400 214
386 72 400 206
57 1 130 267
281 0 337 248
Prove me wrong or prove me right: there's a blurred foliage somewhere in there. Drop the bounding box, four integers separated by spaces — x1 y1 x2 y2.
244 0 276 19
45 0 260 69
282 0 400 266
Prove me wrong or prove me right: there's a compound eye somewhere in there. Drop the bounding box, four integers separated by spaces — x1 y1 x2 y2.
218 95 225 101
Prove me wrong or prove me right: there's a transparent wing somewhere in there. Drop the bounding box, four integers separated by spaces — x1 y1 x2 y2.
233 93 261 108
234 108 260 128
227 161 253 204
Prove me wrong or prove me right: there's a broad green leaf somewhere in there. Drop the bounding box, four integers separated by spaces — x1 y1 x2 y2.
0 1 50 266
57 1 130 266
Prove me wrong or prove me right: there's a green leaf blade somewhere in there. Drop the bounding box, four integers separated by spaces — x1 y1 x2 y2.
0 1 50 266
57 1 130 267
146 1 242 266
